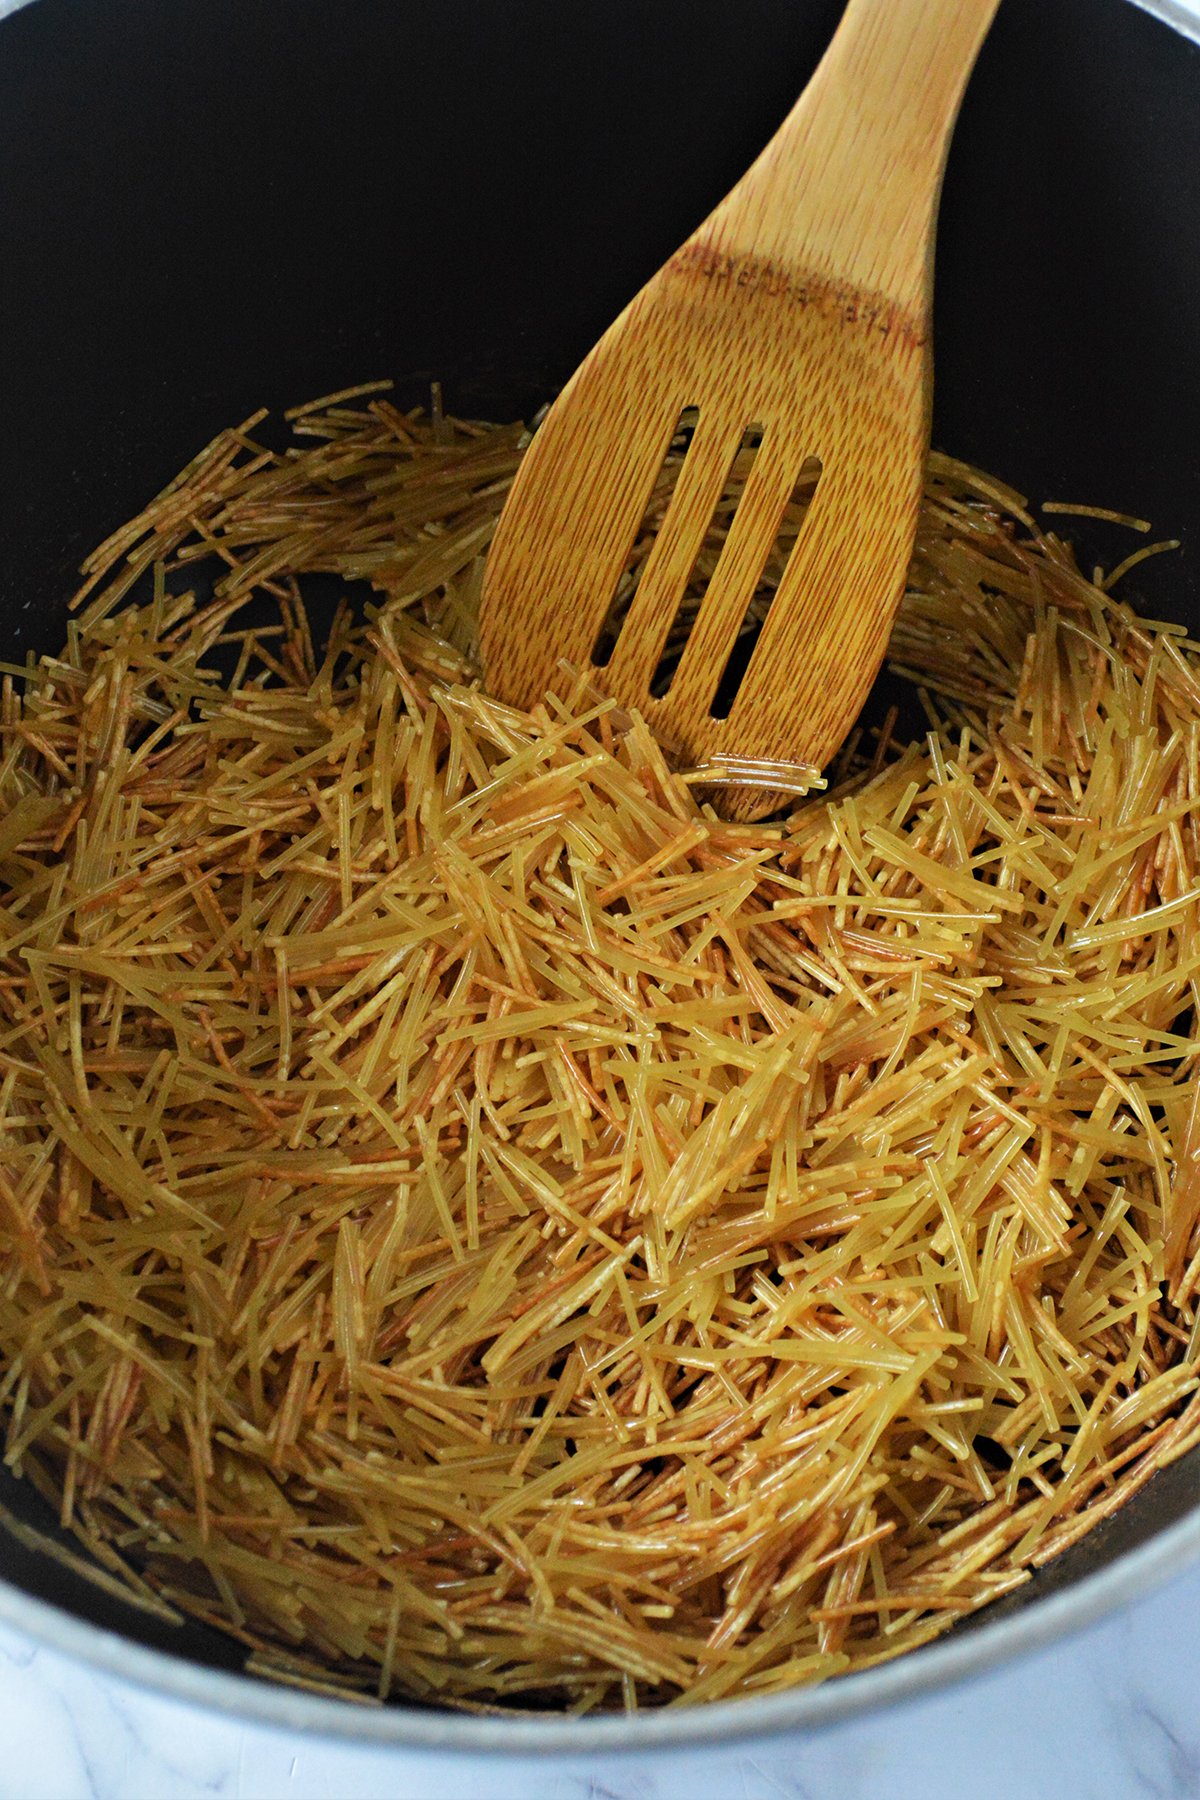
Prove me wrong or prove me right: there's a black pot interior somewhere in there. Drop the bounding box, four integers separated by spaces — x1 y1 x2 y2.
1 0 1199 1709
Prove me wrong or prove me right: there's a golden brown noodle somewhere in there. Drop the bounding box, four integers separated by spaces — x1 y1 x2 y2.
1 391 1199 1711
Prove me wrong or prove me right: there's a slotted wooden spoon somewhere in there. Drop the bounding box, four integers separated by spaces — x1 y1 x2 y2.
480 0 999 817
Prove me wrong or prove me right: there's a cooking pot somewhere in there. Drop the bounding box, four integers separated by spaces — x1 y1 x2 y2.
1 0 1199 1755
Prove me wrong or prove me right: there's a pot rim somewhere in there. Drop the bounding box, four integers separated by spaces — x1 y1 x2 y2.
0 0 1198 1756
1 1495 1198 1753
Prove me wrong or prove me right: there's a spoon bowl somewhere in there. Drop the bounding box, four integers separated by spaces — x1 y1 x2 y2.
481 0 999 815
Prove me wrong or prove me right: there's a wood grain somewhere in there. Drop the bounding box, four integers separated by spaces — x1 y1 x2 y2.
480 0 1000 817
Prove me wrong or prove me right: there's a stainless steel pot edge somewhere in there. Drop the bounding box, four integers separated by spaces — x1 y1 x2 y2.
1 1496 1198 1753
0 0 1198 1756
1129 0 1200 42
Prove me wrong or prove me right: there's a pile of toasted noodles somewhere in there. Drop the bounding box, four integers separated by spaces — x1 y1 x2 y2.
1 382 1198 1712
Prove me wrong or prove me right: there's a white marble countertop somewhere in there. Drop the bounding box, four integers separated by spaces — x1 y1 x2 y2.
0 1558 1198 1800
3 0 1200 1796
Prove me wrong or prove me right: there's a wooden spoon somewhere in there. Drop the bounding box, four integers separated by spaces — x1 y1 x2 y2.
480 0 999 817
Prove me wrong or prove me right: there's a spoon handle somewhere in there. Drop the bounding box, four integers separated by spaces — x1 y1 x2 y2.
700 0 1001 309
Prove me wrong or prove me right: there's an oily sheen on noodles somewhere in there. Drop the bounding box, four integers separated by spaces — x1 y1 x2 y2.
0 384 1198 1710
